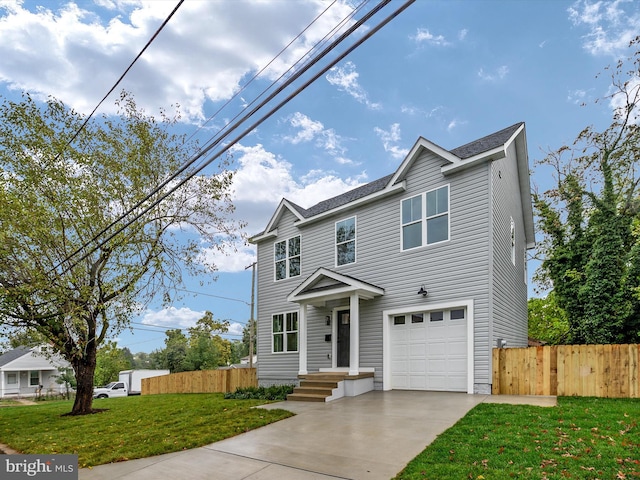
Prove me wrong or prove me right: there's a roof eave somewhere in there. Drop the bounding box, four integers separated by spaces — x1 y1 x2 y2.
293 181 406 227
441 146 506 175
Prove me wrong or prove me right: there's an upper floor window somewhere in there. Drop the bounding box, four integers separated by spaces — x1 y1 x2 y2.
510 217 516 265
401 185 449 250
272 312 298 353
336 217 356 266
274 235 301 281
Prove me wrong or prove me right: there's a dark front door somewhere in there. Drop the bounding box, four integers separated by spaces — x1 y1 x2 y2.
337 310 350 367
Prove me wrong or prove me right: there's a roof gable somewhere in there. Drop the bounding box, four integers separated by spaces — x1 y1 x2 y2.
288 268 384 306
0 346 31 368
251 123 532 244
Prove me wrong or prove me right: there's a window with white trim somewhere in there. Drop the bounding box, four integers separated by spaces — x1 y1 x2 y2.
274 236 301 281
510 217 516 265
29 371 39 386
336 217 356 266
272 312 298 353
401 185 449 250
6 373 17 385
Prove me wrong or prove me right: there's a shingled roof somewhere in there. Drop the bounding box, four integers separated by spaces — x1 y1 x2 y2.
450 122 523 159
0 346 32 368
287 123 524 220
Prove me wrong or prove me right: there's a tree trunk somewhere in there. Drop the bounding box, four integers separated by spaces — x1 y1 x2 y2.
69 343 98 415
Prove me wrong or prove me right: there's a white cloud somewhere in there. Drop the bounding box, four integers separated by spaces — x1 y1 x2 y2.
195 142 365 273
140 306 244 337
458 29 468 41
447 119 467 132
0 0 356 120
374 123 409 161
608 75 640 124
326 61 381 110
478 65 509 82
567 88 589 104
282 112 351 163
411 28 450 46
141 306 205 328
568 0 640 56
283 112 325 144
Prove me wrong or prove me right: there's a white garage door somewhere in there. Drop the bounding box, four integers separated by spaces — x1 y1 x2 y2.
391 308 467 392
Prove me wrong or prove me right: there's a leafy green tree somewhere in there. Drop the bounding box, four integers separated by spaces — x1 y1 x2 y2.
94 341 132 386
158 329 189 373
230 339 248 365
534 38 640 344
527 293 570 345
183 311 231 370
0 92 241 414
131 351 159 369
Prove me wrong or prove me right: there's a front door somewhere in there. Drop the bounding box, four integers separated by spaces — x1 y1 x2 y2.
337 310 350 367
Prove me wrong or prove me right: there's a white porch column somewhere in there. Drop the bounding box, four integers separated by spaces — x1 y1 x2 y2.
298 302 308 375
349 292 360 376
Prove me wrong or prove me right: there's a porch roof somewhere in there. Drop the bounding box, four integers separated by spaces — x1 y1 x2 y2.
287 268 384 307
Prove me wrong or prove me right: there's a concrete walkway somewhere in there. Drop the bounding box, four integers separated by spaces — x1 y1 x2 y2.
79 391 556 480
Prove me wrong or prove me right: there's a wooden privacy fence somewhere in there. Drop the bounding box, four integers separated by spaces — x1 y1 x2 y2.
141 368 257 395
492 344 639 398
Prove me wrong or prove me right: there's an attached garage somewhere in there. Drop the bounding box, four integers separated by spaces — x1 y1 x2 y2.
384 301 473 393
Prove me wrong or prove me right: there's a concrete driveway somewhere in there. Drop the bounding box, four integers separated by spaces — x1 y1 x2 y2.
79 391 555 480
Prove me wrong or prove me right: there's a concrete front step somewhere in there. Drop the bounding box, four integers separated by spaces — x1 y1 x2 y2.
287 373 348 402
299 380 339 389
286 393 328 402
294 386 334 396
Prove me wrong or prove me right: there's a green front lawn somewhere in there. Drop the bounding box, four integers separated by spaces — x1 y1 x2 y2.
395 397 640 479
0 394 293 468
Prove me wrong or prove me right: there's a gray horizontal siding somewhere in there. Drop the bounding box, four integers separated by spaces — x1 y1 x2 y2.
490 141 529 353
256 149 496 388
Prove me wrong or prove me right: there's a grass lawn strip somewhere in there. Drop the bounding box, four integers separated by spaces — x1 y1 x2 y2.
395 397 640 479
0 393 293 468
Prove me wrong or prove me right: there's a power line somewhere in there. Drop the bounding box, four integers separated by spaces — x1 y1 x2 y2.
56 0 411 273
54 0 184 162
175 288 250 306
52 0 370 274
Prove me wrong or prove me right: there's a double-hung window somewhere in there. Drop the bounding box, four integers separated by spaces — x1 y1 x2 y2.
274 235 301 280
272 312 298 353
336 217 356 266
29 371 39 387
401 185 449 250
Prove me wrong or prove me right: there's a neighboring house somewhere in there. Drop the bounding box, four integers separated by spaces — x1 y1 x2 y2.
0 346 70 398
250 122 534 397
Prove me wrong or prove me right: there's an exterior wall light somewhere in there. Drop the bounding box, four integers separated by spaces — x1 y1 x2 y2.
417 285 428 297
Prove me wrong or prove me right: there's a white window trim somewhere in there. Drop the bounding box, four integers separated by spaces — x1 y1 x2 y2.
400 184 450 251
274 235 301 281
335 216 357 267
271 311 299 354
29 370 40 387
510 217 516 266
6 372 18 385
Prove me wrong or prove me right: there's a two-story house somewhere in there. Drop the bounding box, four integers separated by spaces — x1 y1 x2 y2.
249 122 534 399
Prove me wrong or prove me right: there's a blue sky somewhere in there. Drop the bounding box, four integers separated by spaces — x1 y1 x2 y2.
0 0 638 353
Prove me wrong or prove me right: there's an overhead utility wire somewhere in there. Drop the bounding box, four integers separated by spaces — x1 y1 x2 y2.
192 0 369 154
53 0 369 274
54 0 184 162
59 0 414 272
184 0 342 146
